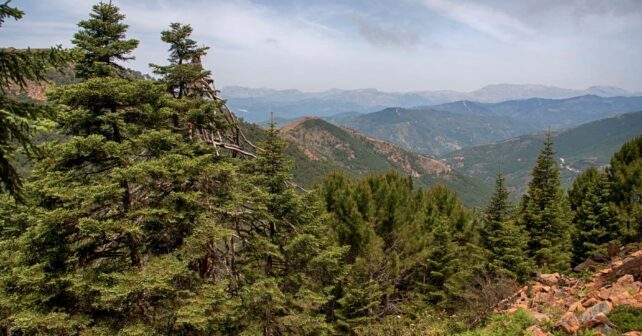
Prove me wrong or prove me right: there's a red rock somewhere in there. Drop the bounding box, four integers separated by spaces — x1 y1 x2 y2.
579 301 612 326
526 325 548 336
538 273 560 286
622 332 642 336
553 312 580 334
568 301 586 313
582 312 612 328
583 297 599 307
609 274 642 307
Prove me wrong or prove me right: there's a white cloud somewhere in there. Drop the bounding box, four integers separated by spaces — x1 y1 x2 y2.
421 0 533 42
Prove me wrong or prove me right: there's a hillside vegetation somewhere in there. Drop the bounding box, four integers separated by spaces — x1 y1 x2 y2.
280 117 491 206
441 111 642 194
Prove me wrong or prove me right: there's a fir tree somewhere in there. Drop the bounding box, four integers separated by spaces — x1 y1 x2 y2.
0 1 67 199
518 134 573 273
569 167 619 264
607 134 642 242
150 22 211 99
481 171 532 280
72 1 138 78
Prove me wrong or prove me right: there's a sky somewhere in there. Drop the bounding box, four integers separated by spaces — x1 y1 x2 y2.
3 0 642 92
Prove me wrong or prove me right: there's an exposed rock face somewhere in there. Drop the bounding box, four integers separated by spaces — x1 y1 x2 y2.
554 312 580 334
499 243 642 335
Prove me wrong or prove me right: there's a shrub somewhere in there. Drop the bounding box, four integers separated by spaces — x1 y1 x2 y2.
608 305 642 333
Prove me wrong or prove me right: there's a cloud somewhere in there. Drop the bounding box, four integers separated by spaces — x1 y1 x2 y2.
355 16 420 48
421 0 532 42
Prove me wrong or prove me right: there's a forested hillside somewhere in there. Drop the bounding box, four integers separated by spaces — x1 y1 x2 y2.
442 111 642 194
1 2 642 335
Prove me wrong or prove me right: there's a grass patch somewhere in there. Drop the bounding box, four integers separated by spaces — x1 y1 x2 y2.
608 305 642 333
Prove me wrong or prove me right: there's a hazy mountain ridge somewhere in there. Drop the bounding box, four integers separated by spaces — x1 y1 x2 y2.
440 110 642 194
328 95 642 156
280 117 491 206
222 84 642 122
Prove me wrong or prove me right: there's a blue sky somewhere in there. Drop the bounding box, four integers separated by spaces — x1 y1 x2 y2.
3 0 642 92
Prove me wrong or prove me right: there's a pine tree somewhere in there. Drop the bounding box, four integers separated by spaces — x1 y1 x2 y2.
150 22 211 99
0 1 67 199
569 167 619 264
518 134 573 273
237 122 347 335
481 171 532 280
72 1 138 79
607 134 642 242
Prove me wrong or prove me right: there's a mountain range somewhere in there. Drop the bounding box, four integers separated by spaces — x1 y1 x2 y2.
222 84 642 122
329 95 642 156
440 110 642 195
276 117 491 206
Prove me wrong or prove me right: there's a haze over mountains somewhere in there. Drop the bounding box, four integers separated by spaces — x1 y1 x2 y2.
223 84 642 122
330 95 642 156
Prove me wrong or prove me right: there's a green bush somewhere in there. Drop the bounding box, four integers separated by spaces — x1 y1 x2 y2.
455 310 536 336
609 305 642 333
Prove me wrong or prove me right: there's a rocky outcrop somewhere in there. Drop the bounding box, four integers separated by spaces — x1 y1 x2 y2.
499 243 642 335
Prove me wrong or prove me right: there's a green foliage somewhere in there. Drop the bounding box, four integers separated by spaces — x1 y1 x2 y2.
518 135 573 273
0 0 68 200
608 305 642 333
607 134 642 242
482 171 532 280
455 310 536 336
320 171 485 332
441 111 642 195
150 22 211 99
569 167 619 264
72 1 139 78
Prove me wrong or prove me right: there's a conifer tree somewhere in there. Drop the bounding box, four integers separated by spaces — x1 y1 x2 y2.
0 1 67 199
150 22 211 99
518 135 573 273
607 134 642 242
569 167 619 264
72 1 138 78
481 171 532 280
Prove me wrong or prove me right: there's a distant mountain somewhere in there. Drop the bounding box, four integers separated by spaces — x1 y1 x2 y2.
280 117 491 206
440 110 642 195
329 95 642 156
221 84 642 122
327 107 538 156
433 95 642 130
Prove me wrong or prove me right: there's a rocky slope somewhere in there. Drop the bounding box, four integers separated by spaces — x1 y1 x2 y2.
280 117 491 206
498 244 642 335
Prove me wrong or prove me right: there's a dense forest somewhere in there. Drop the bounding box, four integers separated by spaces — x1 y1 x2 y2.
1 2 641 335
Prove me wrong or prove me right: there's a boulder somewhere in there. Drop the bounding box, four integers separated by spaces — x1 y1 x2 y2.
622 332 642 336
579 301 612 326
574 258 601 272
528 311 550 323
538 273 560 286
592 323 617 336
582 312 613 329
583 297 599 308
526 325 548 336
553 312 580 334
609 274 642 307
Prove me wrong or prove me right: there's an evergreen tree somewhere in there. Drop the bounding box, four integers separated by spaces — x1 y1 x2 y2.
569 167 619 264
481 171 532 280
72 1 138 79
607 134 642 242
237 122 347 335
150 22 211 99
0 1 67 199
0 9 346 334
518 134 573 273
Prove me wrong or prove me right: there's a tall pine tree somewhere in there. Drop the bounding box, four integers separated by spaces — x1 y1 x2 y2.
569 167 619 264
72 1 138 79
518 134 572 273
607 134 642 242
0 1 67 199
481 171 532 280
